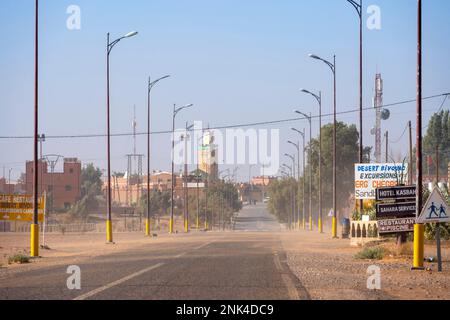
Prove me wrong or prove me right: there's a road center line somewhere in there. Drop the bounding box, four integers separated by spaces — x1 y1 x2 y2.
73 262 164 300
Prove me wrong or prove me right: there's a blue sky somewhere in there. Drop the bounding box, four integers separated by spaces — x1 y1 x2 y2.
1 0 449 181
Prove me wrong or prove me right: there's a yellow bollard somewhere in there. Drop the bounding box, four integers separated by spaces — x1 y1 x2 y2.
302 218 306 230
184 219 189 233
145 218 150 236
413 224 425 269
196 217 199 230
332 216 337 238
169 217 174 234
106 219 113 243
30 224 39 257
318 217 323 233
309 215 313 231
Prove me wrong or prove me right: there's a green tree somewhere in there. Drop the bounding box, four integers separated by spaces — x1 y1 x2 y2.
307 122 360 217
423 110 450 176
267 178 300 225
68 164 103 220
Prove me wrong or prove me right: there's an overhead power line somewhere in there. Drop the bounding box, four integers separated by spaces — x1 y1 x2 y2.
0 92 448 140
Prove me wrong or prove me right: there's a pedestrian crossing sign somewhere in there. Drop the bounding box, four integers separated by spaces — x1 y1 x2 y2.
417 187 450 224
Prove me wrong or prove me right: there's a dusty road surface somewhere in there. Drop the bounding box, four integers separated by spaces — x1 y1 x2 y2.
1 204 449 300
0 205 308 300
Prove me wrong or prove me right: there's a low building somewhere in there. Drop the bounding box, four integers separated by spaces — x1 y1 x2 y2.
0 178 15 194
25 158 82 210
105 171 207 207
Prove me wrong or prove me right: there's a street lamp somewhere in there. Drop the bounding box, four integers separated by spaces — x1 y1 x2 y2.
282 162 295 230
301 89 323 233
294 110 313 231
346 0 364 219
170 104 194 234
309 53 338 238
182 123 195 233
413 0 425 270
105 30 138 243
285 154 296 231
31 0 40 258
146 75 170 236
196 135 204 230
288 141 301 230
291 128 306 230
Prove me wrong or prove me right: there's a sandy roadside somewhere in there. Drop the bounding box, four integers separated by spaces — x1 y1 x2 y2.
0 229 209 277
280 230 450 300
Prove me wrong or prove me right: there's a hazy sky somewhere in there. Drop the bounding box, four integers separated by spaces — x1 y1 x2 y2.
1 0 449 182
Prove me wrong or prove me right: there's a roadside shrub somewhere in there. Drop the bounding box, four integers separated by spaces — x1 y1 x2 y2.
354 247 386 260
8 254 30 264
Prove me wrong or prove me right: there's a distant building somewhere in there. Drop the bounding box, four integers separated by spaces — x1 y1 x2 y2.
0 178 16 194
251 176 277 186
25 158 81 210
105 171 207 207
198 130 219 181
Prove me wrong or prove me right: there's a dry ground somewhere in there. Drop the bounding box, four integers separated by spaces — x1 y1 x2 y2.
281 230 450 300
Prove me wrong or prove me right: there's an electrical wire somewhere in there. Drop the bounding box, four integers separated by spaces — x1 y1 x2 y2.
0 93 448 140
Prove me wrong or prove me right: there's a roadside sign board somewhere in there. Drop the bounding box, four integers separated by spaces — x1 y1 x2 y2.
355 163 408 200
417 188 450 224
0 194 45 222
376 202 416 219
376 186 416 202
378 217 415 234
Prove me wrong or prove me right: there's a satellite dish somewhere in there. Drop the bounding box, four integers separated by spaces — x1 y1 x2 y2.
381 109 390 120
370 127 376 135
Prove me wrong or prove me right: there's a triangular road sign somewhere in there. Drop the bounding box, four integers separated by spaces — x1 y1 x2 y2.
417 187 450 223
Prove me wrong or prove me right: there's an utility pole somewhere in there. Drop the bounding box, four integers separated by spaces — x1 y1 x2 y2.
413 0 424 270
435 145 442 272
409 121 413 185
31 0 40 257
385 131 389 163
184 122 189 233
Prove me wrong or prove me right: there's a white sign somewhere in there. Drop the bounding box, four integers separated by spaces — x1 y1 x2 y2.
355 163 408 200
417 188 450 224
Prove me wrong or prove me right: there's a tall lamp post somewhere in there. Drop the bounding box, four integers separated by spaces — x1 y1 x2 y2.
288 141 301 230
146 75 170 236
285 154 297 230
196 135 204 230
182 123 194 233
292 128 306 229
301 89 323 233
294 110 313 231
309 53 337 238
282 163 294 230
170 104 194 234
347 0 364 218
31 0 40 257
413 0 424 270
106 30 138 243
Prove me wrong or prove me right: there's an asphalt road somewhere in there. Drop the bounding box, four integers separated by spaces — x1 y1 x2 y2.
0 204 309 300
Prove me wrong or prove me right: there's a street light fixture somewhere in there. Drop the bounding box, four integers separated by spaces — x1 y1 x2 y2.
285 153 297 231
146 75 170 236
309 53 338 238
294 110 313 231
105 30 138 244
170 104 194 234
301 89 323 233
31 0 40 257
182 123 195 233
291 128 306 230
346 0 364 219
288 140 301 230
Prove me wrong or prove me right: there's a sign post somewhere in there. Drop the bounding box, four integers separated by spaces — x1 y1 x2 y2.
417 187 450 272
375 186 416 241
355 163 409 200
